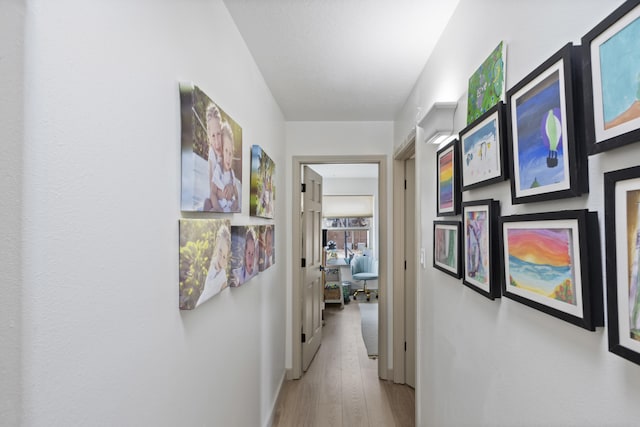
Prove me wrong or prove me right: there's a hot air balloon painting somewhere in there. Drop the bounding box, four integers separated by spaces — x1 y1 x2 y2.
543 108 562 167
513 69 566 191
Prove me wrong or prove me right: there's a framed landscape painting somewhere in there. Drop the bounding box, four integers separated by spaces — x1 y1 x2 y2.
433 221 462 279
583 0 640 154
462 200 500 299
250 145 276 219
506 43 588 205
467 41 506 124
500 210 603 330
604 165 640 365
436 140 461 216
460 102 508 191
180 82 242 213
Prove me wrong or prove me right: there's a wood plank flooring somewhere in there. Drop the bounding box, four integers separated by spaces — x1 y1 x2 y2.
272 301 415 427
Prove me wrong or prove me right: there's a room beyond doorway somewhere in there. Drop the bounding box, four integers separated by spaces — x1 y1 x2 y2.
290 155 389 381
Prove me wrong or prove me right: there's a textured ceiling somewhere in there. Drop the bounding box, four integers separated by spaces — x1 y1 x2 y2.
223 0 460 121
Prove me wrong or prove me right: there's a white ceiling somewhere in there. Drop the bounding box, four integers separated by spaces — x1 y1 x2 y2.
223 0 460 121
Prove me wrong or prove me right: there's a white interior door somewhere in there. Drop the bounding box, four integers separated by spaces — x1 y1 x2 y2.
302 166 323 371
404 158 416 388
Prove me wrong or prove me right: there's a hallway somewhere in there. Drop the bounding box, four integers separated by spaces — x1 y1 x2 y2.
272 302 415 426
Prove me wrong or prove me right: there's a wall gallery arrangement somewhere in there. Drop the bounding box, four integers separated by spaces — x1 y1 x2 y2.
431 0 639 364
177 83 276 310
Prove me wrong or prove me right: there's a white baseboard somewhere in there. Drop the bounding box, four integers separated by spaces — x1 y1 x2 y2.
263 371 286 427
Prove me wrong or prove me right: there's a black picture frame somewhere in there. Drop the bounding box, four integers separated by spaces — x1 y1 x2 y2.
499 210 603 331
604 165 640 365
506 43 588 205
583 0 640 155
433 220 462 279
459 102 509 191
436 139 461 216
461 199 501 300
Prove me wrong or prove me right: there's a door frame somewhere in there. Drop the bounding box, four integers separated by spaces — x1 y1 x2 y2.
392 134 416 385
290 154 388 380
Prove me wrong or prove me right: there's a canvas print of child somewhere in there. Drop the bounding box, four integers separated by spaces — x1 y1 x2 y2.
178 219 231 310
179 82 242 212
258 224 275 272
230 225 259 287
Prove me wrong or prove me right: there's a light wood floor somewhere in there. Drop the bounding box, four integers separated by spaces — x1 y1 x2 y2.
272 301 415 427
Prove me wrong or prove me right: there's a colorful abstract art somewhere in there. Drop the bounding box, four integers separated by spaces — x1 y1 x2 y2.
506 227 577 306
465 210 489 287
467 41 506 124
439 151 453 210
433 221 461 278
626 188 640 342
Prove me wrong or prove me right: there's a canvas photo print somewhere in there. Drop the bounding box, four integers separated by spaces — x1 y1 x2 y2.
180 82 243 212
250 145 275 218
258 224 275 272
230 225 259 287
179 218 231 310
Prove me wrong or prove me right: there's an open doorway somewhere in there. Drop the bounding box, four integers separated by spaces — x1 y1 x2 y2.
290 155 388 381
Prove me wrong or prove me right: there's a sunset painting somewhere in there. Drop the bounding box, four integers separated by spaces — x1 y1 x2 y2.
506 227 577 305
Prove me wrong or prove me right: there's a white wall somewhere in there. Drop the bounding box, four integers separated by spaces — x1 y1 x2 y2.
285 121 393 370
395 0 640 425
0 0 25 424
13 1 286 425
323 176 379 254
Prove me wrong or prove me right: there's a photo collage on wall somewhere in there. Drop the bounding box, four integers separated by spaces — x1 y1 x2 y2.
178 83 276 310
432 1 640 354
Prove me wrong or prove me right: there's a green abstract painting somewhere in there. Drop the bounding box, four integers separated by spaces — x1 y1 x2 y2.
467 41 506 124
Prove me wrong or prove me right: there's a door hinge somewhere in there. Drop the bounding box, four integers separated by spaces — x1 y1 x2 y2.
301 258 306 268
405 341 407 352
302 333 306 343
404 260 407 270
301 183 306 193
404 179 407 190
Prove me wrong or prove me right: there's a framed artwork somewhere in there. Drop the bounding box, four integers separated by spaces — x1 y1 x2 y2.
433 221 462 279
250 145 276 218
436 139 461 216
179 82 242 213
462 200 501 299
178 219 231 310
460 102 508 191
604 165 640 365
467 41 507 124
258 224 275 272
583 0 640 155
500 210 603 331
506 43 588 205
229 225 259 287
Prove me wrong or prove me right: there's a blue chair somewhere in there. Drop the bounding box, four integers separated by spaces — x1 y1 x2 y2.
351 255 378 301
